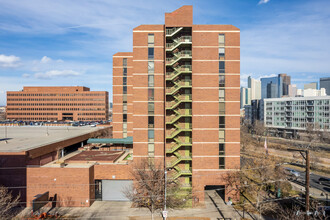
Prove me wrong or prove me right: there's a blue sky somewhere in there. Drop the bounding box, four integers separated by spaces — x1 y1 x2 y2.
0 0 329 105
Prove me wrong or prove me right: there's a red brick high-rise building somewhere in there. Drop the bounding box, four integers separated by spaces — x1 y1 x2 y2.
112 6 240 202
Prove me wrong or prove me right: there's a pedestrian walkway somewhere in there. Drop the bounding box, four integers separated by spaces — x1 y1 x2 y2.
205 190 242 220
17 191 251 220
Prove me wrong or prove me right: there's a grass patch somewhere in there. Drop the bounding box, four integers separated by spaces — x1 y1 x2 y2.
124 153 132 160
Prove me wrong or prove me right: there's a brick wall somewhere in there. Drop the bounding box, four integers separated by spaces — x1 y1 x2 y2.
26 166 94 207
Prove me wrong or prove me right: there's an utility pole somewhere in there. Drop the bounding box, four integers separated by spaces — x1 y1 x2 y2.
305 150 310 219
287 148 310 220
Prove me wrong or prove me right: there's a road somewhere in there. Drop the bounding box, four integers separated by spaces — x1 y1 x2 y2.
297 171 330 193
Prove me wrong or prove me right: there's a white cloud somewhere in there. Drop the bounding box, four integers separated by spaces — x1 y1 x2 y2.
0 54 21 67
34 70 81 79
22 73 31 78
257 74 277 80
241 1 330 78
40 56 52 63
258 0 270 5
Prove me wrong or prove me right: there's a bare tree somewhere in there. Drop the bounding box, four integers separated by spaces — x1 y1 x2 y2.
276 200 327 220
0 186 20 219
123 159 188 220
225 153 290 218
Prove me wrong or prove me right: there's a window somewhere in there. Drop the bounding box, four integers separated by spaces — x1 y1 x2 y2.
148 102 154 114
219 144 225 156
219 34 225 47
123 58 127 66
123 68 127 75
219 89 225 101
123 77 127 86
148 61 154 73
219 75 225 87
148 129 154 141
219 116 225 128
148 116 154 128
123 114 127 122
148 89 154 101
148 34 154 46
123 86 127 94
148 143 155 157
219 102 225 114
219 130 225 142
219 61 225 73
219 157 225 169
123 123 127 129
219 48 225 60
148 48 154 59
148 75 154 87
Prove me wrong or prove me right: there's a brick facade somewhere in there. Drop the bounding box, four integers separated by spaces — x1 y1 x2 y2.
6 86 109 121
112 6 240 203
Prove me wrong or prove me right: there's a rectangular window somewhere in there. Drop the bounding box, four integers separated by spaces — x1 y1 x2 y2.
123 123 127 129
123 58 127 66
148 116 154 128
219 130 225 142
219 89 225 101
219 144 225 156
219 116 225 128
219 157 225 169
219 34 225 47
148 129 154 141
123 86 127 94
148 102 154 114
148 34 154 46
148 48 154 59
219 75 225 87
123 94 127 102
148 89 154 101
123 114 127 122
148 61 154 73
219 47 225 60
148 75 154 87
123 105 127 114
123 77 127 86
219 61 225 73
123 68 127 75
148 143 155 157
219 102 225 114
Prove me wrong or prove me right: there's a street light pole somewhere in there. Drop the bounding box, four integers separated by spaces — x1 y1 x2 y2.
163 170 167 220
5 123 8 144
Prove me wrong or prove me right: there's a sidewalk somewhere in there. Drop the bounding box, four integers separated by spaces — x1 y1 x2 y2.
17 191 249 220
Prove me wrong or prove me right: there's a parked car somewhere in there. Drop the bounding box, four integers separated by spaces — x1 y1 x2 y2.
284 168 300 179
318 177 330 187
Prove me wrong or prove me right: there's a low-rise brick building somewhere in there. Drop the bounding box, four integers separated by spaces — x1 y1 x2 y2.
6 86 109 122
